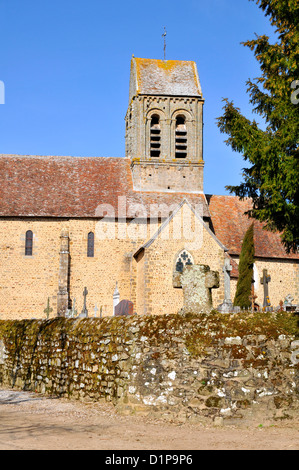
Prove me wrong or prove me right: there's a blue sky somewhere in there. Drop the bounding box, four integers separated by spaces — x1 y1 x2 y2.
0 0 276 195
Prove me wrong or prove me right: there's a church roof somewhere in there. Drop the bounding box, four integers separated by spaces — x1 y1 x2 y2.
0 154 297 261
129 57 203 101
0 154 209 218
207 194 299 260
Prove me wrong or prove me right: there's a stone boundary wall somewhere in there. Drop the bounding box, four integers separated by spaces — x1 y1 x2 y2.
0 312 298 424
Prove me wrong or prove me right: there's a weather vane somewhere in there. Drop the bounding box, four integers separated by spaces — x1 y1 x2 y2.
162 26 167 61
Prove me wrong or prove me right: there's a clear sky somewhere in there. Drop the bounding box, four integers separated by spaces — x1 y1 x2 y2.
0 0 276 195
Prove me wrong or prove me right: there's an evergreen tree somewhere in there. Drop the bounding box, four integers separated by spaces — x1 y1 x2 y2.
217 0 299 253
234 223 255 309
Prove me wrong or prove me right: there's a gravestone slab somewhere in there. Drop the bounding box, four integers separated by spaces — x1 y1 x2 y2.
115 299 134 317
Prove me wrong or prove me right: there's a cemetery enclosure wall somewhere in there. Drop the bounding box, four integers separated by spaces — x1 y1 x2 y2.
0 314 298 423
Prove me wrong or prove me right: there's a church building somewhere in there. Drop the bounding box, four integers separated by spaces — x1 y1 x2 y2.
0 57 298 319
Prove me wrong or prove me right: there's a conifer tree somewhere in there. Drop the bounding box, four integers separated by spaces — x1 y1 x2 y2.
234 223 255 309
217 0 299 253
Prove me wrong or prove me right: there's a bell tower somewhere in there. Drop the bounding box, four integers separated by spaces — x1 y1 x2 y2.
125 57 205 193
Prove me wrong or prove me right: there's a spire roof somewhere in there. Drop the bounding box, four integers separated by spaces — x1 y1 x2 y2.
129 57 203 102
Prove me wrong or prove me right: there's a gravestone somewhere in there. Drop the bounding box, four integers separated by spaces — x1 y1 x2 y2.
260 269 271 308
79 287 88 318
284 294 296 312
67 298 78 318
115 299 134 316
217 258 234 313
113 282 120 315
180 264 219 314
94 304 98 318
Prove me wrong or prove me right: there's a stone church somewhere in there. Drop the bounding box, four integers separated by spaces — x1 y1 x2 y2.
0 57 298 319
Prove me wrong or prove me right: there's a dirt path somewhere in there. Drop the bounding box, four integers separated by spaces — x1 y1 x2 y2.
0 388 298 450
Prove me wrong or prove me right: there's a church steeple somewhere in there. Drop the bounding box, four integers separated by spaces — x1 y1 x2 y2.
125 57 205 193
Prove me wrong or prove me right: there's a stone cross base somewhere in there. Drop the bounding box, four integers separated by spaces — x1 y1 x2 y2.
217 299 234 314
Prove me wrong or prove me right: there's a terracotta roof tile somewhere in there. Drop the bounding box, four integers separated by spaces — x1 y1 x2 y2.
0 155 209 218
0 155 296 261
208 194 299 260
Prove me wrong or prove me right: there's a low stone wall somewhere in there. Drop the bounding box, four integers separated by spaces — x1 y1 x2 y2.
0 312 298 424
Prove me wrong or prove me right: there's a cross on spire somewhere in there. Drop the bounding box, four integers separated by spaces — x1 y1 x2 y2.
162 26 167 61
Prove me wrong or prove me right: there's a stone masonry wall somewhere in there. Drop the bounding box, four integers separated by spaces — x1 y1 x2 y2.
0 312 298 424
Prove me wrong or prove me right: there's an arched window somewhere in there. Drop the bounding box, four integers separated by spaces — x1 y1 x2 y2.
25 230 33 256
150 114 161 157
87 232 94 257
175 250 193 273
175 115 187 158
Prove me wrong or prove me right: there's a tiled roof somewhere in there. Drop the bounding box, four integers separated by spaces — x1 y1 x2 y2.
0 155 296 261
207 195 299 260
0 155 209 218
129 58 203 101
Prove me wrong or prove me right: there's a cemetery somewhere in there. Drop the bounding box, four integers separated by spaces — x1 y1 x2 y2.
0 260 298 425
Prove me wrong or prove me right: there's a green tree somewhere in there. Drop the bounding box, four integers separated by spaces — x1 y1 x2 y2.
234 223 255 309
217 0 299 253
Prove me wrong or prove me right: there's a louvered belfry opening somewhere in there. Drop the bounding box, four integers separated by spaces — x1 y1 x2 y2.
175 115 187 158
150 114 161 157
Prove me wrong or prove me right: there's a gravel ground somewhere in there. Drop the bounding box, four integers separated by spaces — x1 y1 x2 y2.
0 387 298 450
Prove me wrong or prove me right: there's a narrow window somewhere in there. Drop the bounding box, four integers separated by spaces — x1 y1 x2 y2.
150 114 161 157
87 232 94 257
175 115 187 158
25 230 33 256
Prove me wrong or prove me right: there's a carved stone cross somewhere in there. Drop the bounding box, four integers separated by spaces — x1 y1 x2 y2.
260 269 271 307
217 258 233 313
180 264 219 314
80 287 88 318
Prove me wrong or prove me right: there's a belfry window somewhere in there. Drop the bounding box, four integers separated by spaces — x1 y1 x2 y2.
150 115 161 157
25 230 33 256
175 250 193 273
175 115 187 158
87 232 94 258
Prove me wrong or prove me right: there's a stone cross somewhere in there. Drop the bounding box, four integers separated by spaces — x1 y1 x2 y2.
94 304 98 318
79 287 88 318
44 297 53 319
217 258 233 313
162 26 167 61
180 264 219 314
260 269 271 307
